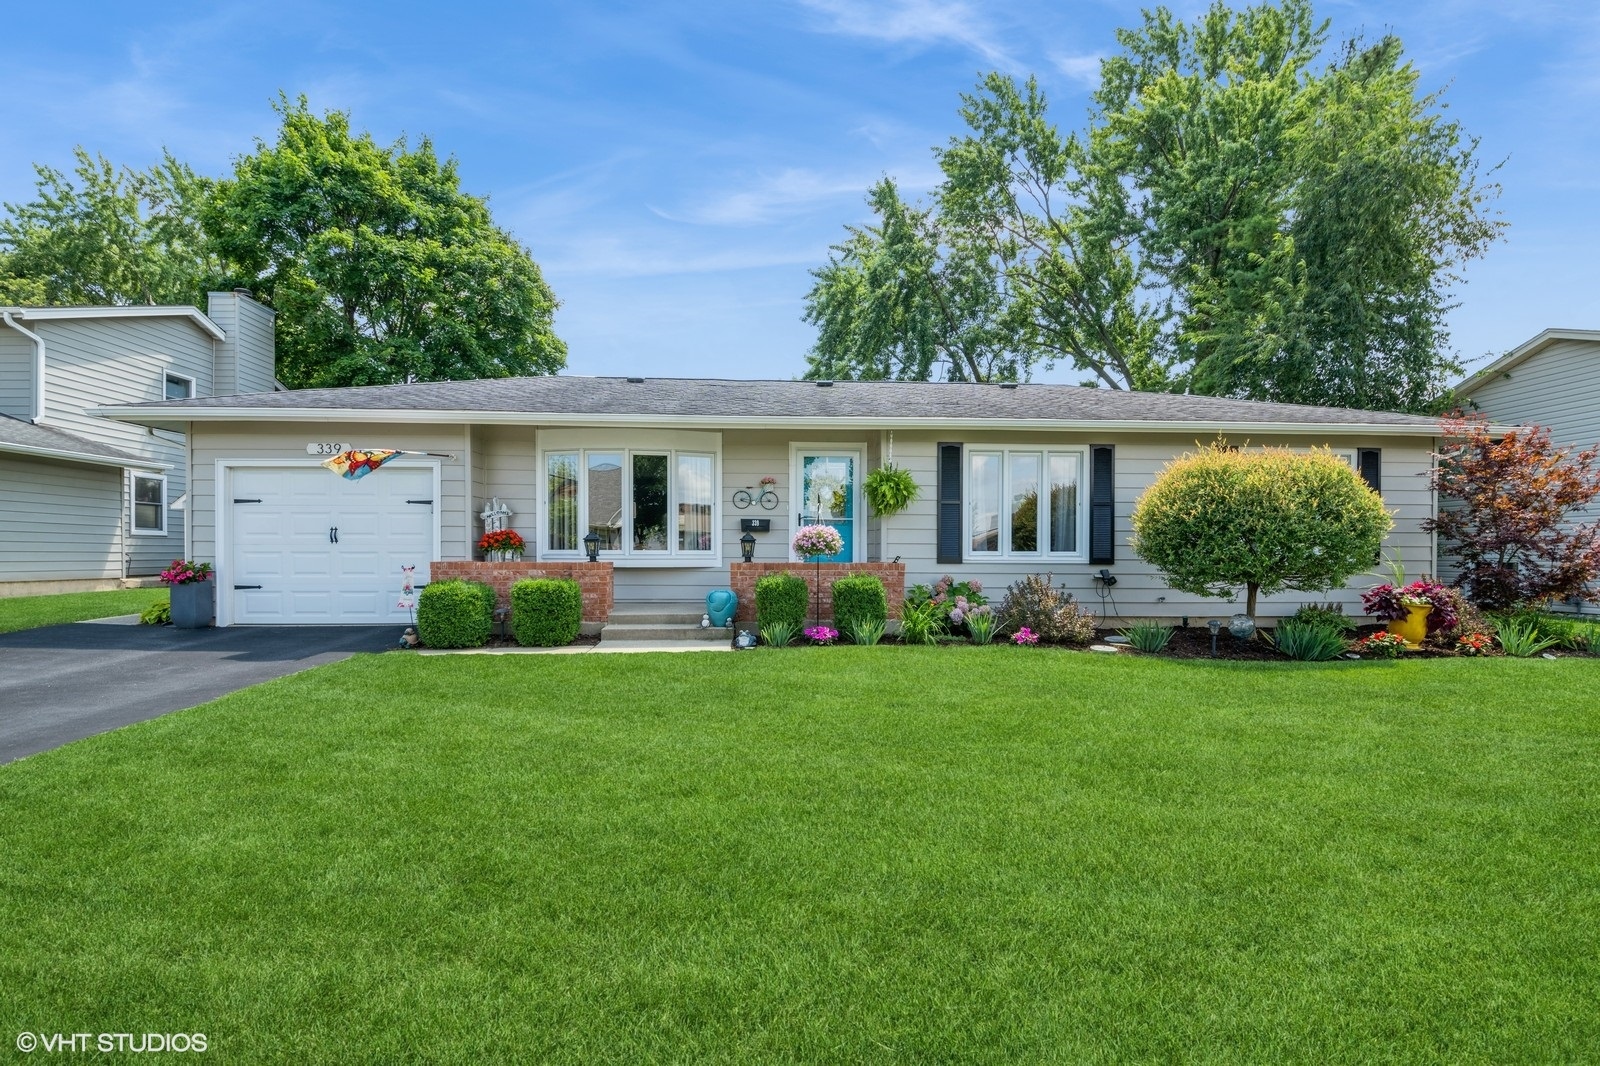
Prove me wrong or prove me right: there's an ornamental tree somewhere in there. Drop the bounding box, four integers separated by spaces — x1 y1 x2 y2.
1426 415 1600 609
1131 443 1392 617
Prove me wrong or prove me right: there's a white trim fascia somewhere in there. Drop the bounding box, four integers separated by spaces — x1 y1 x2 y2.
92 405 1462 436
1452 328 1600 399
0 440 170 470
214 458 442 627
4 305 226 340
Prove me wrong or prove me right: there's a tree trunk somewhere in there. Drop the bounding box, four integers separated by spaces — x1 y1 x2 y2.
1246 582 1259 618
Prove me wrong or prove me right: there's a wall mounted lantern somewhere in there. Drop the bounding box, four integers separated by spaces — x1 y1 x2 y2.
739 532 756 563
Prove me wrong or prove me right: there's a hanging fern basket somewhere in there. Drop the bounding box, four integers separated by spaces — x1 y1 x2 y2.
864 464 920 517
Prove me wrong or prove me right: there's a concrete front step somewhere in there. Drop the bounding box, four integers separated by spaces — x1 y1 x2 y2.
600 623 732 643
606 602 720 626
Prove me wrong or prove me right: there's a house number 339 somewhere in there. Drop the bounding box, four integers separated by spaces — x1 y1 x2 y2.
306 442 353 456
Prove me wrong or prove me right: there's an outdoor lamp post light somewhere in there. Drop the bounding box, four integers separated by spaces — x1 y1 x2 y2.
583 531 600 562
740 532 756 563
1208 619 1221 658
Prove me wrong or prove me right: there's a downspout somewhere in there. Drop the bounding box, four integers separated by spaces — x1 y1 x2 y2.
1 311 46 422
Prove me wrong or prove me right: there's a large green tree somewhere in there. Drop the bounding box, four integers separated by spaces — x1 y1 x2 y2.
209 97 565 388
803 0 1503 410
0 148 218 306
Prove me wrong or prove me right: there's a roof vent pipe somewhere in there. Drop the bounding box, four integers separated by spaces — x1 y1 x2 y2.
815 380 834 387
999 382 1019 389
1 311 46 422
626 376 645 383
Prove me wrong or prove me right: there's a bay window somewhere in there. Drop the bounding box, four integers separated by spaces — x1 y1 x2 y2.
967 448 1085 559
543 444 718 561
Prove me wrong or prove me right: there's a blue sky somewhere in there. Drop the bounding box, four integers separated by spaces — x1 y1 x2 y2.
2 1 1595 384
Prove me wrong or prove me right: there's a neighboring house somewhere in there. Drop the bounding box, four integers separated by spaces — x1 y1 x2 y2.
102 377 1445 627
0 292 275 594
1452 327 1600 613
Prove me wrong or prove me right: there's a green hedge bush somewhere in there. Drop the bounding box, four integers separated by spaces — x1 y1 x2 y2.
417 580 495 648
511 578 582 647
832 575 887 634
756 572 808 629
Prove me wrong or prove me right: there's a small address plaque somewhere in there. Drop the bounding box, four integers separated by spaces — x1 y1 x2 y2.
306 442 353 456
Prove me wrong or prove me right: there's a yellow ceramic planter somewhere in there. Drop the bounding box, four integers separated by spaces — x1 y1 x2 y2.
1390 602 1432 648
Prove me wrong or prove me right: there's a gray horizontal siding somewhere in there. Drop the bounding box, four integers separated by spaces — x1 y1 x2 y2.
880 430 1435 623
0 332 32 418
35 317 211 576
0 454 122 581
205 292 277 397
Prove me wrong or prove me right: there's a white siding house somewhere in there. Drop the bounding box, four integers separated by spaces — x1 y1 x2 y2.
0 292 275 594
1452 328 1600 614
105 377 1443 628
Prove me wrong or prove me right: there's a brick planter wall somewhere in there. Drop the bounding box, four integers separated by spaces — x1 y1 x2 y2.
428 561 614 622
729 562 906 625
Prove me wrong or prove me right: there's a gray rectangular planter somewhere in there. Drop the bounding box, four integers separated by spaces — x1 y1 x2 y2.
170 579 215 629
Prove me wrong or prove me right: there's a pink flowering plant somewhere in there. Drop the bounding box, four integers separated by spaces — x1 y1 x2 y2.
791 524 844 559
804 625 839 645
904 574 989 633
159 559 213 585
1012 626 1040 646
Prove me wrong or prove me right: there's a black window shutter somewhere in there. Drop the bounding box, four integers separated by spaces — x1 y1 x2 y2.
1089 445 1115 565
937 443 963 565
1358 449 1382 494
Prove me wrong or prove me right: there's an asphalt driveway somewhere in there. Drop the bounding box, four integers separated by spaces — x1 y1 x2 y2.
0 622 396 763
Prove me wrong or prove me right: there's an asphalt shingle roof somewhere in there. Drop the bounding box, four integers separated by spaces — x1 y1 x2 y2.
0 413 150 465
119 376 1441 428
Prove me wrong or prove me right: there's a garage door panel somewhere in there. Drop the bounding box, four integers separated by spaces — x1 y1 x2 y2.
228 465 436 625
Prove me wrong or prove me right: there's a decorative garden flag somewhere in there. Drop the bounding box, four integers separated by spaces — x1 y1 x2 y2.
321 449 454 480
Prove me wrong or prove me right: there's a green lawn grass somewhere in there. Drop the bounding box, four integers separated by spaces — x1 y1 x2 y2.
0 587 168 634
2 649 1597 1062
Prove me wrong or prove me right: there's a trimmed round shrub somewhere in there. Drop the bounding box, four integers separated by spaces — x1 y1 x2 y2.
417 579 495 649
1131 443 1392 618
755 571 808 629
832 574 887 634
511 578 582 647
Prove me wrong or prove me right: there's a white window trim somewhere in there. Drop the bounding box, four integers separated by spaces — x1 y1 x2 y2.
130 471 169 536
164 371 196 400
789 443 866 563
538 441 722 566
964 445 1089 563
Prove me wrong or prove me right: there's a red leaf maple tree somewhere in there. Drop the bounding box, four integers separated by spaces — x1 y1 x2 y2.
1427 415 1600 609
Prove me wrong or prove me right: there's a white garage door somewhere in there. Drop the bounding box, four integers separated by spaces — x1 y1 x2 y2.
228 465 436 625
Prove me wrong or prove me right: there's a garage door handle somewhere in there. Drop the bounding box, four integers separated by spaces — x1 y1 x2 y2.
406 499 433 504
233 498 262 503
329 526 339 544
234 584 263 590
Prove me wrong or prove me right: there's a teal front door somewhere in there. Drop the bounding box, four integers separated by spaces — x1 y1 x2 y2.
798 453 856 562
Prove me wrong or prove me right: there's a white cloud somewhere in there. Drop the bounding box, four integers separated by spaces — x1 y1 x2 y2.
651 168 879 226
1050 51 1104 89
795 0 1015 66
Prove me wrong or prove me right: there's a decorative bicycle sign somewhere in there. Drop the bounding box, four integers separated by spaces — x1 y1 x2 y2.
733 475 779 511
